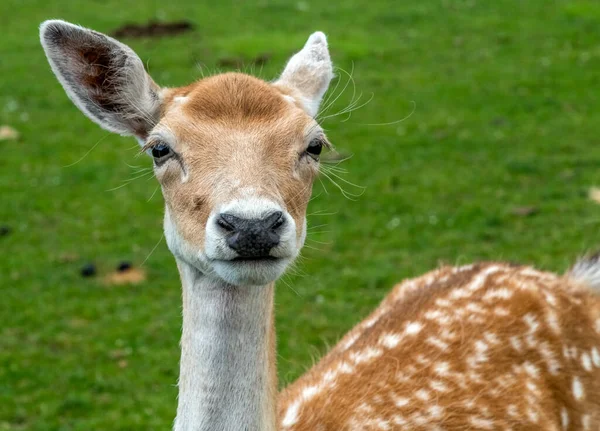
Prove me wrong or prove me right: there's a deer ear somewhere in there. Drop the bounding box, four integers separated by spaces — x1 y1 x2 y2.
40 20 161 139
275 32 333 117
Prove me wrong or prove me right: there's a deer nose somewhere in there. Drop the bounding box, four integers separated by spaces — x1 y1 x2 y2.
217 211 284 258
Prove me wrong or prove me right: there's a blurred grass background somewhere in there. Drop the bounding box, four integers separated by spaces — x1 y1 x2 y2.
3 0 600 429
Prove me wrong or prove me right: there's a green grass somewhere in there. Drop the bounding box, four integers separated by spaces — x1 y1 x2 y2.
2 0 600 429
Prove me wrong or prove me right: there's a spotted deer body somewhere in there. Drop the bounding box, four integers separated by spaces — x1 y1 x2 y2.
40 20 600 431
279 262 600 430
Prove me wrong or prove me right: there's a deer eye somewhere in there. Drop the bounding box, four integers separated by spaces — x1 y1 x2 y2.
150 142 173 165
305 139 323 160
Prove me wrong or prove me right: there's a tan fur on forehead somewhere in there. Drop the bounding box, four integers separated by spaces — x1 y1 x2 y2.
160 72 314 150
169 73 292 123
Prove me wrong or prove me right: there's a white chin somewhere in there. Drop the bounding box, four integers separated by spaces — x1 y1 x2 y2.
212 258 291 286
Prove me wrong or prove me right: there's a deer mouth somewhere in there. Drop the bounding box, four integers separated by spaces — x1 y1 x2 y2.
231 256 280 262
211 255 291 286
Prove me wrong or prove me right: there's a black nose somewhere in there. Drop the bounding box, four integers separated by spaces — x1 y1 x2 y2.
217 211 284 258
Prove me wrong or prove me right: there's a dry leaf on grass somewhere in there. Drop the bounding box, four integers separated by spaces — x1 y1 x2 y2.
104 267 146 285
510 206 539 217
589 187 600 204
0 125 19 141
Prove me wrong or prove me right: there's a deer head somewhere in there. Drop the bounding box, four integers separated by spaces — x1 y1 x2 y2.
40 20 333 287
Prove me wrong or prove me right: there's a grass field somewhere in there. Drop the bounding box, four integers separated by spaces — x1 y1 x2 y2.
3 0 600 429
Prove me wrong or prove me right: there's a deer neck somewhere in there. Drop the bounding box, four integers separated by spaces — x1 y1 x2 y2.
173 260 277 431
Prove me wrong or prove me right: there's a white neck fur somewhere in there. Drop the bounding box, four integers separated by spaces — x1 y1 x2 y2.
173 260 277 431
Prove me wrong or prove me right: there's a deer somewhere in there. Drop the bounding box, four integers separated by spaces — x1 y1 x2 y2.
39 19 600 430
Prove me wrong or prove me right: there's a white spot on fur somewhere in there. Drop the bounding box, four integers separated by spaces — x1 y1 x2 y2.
439 328 458 341
523 362 540 379
544 291 557 307
466 303 486 314
475 340 489 352
374 418 390 430
415 389 430 401
302 385 320 400
411 413 428 426
349 347 383 365
494 307 510 317
363 315 380 328
581 352 593 372
523 313 540 333
434 362 450 376
454 264 475 272
425 309 444 320
545 309 561 335
572 376 585 400
483 287 513 301
393 395 410 407
281 400 301 427
538 341 561 375
425 309 453 325
526 380 539 395
427 405 444 419
527 409 539 423
358 402 373 413
592 347 600 367
449 288 471 300
561 408 569 429
415 354 431 366
392 415 407 425
469 417 494 429
426 336 449 351
483 332 500 345
429 380 450 393
339 362 354 374
379 333 402 349
467 265 502 292
468 371 484 383
435 298 452 307
405 322 423 336
341 332 360 350
322 370 336 383
520 267 555 279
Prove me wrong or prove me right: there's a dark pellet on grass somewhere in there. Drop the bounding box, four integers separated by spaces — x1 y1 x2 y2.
81 263 96 277
117 261 132 272
0 226 10 237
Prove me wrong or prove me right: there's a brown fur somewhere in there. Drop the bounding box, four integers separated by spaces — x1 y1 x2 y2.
279 263 600 430
156 73 321 251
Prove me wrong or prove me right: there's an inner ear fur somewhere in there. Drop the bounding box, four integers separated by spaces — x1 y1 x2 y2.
40 20 161 138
